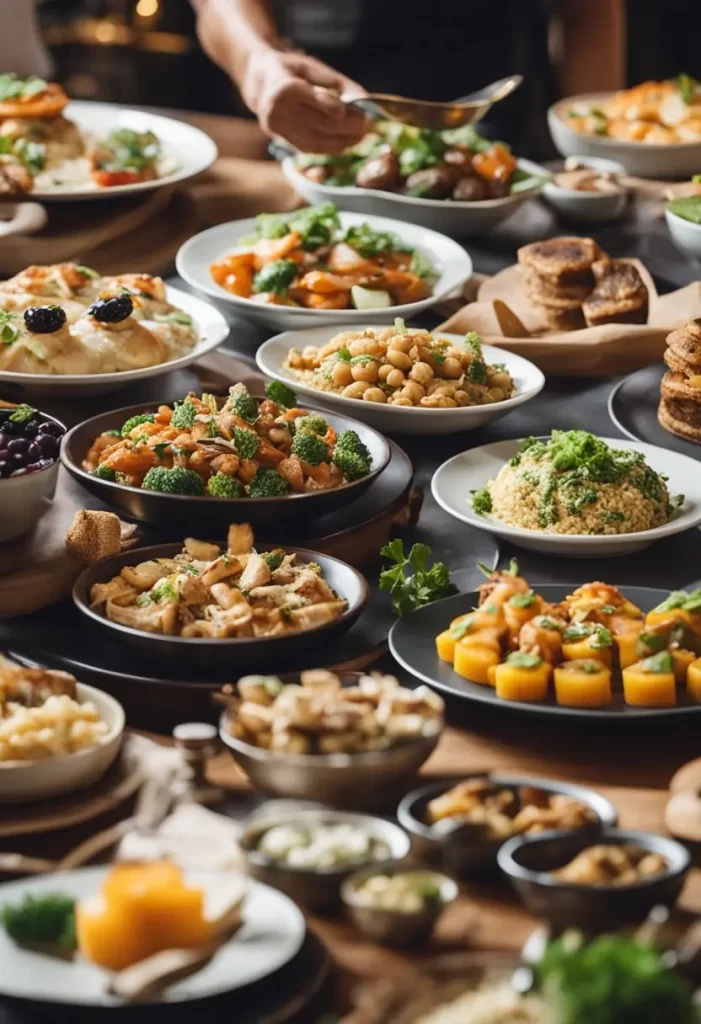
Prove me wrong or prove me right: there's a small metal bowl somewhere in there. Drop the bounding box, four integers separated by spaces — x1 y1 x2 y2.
219 673 441 810
498 827 691 933
397 774 618 877
239 807 410 914
73 542 368 671
61 396 391 532
341 864 458 947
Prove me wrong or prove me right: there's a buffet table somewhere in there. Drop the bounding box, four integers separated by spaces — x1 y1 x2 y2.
2 107 701 1022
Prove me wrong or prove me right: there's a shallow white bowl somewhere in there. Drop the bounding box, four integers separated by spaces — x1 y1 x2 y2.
665 206 701 259
0 683 125 804
256 328 545 435
431 437 701 558
30 101 218 202
542 156 629 223
0 286 229 397
282 156 548 236
0 457 59 543
548 93 701 178
176 211 473 331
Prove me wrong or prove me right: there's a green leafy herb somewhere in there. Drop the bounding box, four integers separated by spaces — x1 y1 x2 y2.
152 579 179 604
450 616 474 640
336 347 351 363
678 72 698 104
0 310 19 344
379 539 456 616
8 404 36 424
96 128 160 173
601 511 625 524
343 223 410 258
508 590 537 608
1 893 76 953
0 74 47 101
13 137 46 173
261 550 285 571
641 650 674 674
464 332 483 358
636 632 667 657
506 651 542 668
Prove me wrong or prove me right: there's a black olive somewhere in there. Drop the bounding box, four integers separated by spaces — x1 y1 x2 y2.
23 305 67 334
88 294 134 324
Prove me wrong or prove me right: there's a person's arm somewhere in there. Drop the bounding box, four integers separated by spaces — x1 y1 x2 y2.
552 0 626 95
191 0 368 153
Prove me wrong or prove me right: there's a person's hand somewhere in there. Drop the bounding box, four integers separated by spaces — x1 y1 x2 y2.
241 49 369 153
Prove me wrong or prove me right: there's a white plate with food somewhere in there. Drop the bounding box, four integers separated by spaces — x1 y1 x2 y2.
548 81 701 178
256 326 544 435
0 866 304 1005
0 73 217 200
0 657 124 803
0 264 229 396
175 204 473 330
280 120 548 235
431 432 701 557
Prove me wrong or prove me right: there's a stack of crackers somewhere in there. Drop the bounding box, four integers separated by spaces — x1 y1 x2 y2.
659 318 701 443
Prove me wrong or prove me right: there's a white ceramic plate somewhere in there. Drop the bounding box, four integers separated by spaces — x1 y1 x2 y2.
665 206 701 259
29 101 218 202
0 286 229 397
281 156 549 235
548 93 701 178
0 683 124 804
0 868 304 1006
432 437 701 557
176 211 473 331
256 328 545 435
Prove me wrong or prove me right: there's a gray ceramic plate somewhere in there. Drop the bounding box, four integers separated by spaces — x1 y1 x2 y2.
0 868 304 1006
389 584 701 720
608 365 701 461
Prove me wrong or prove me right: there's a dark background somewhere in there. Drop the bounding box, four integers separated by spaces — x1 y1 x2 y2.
37 0 701 160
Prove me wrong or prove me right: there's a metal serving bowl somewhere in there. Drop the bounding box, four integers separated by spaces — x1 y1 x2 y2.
498 827 691 933
60 397 391 531
73 543 368 671
239 807 411 913
219 672 441 810
341 864 458 947
397 774 618 877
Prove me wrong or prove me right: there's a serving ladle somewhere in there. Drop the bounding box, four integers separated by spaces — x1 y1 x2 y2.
341 74 523 131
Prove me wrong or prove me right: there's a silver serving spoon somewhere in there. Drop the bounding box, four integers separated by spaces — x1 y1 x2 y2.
341 74 523 130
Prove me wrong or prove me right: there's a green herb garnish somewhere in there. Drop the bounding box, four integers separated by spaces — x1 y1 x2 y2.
379 539 456 616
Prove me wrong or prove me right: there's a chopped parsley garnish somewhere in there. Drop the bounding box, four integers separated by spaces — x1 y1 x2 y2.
508 591 537 608
471 487 493 515
506 651 542 668
0 310 19 344
450 616 474 640
641 650 673 674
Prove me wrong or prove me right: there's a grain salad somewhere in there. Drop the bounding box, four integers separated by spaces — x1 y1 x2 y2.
471 431 681 536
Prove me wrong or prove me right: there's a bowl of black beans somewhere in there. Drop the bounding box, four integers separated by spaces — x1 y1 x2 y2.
0 403 65 542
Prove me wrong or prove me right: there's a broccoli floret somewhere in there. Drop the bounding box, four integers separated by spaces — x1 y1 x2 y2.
232 426 259 460
248 468 290 497
121 413 155 438
333 430 372 481
291 430 329 466
207 472 246 498
142 466 204 495
252 258 298 296
228 383 259 424
261 549 285 570
265 379 297 410
294 414 328 436
91 464 117 482
171 399 197 430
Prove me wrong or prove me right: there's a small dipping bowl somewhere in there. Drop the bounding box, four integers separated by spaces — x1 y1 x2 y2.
397 774 617 878
498 827 691 933
542 156 628 223
0 407 65 542
239 807 411 914
341 864 458 947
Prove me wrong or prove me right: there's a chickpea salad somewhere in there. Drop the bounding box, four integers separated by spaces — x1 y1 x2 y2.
210 202 436 311
82 381 375 497
284 323 515 409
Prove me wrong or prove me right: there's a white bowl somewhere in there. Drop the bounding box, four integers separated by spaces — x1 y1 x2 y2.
0 457 59 542
0 683 125 804
30 101 218 203
176 211 473 331
548 93 701 178
665 206 701 259
542 156 629 223
282 155 549 236
256 327 545 435
0 286 230 398
431 437 701 558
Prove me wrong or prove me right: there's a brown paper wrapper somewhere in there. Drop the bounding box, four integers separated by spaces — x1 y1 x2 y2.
438 259 701 376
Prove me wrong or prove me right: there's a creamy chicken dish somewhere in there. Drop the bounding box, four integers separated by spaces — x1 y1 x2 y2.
0 73 173 195
0 263 198 376
89 523 348 638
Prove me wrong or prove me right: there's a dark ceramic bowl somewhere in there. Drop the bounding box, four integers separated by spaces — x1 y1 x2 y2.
498 827 691 933
60 397 391 531
73 541 368 670
397 774 618 878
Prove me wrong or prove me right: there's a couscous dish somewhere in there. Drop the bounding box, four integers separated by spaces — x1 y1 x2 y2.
471 431 679 536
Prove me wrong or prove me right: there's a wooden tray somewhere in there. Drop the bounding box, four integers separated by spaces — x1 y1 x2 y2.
0 752 141 841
